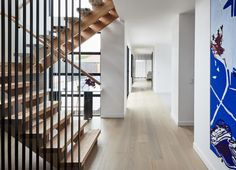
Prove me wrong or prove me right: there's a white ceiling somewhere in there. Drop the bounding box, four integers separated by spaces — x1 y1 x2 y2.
113 0 195 52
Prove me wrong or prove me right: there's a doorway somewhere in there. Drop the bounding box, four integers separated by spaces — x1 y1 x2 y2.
132 53 153 91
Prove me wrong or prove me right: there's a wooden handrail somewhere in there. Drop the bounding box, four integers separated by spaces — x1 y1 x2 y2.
0 12 101 86
0 12 46 44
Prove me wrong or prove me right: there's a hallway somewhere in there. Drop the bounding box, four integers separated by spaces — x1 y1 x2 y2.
84 81 207 170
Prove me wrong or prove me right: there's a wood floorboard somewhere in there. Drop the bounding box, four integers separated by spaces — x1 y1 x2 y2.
83 80 207 170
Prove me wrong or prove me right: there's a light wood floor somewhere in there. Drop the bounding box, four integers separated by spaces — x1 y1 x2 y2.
84 80 207 170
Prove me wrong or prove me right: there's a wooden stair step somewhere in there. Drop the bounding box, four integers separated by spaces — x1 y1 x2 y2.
53 26 70 32
0 91 45 108
0 70 37 78
80 0 115 31
44 119 88 153
63 129 101 167
39 34 57 41
0 82 30 90
0 63 23 71
80 13 118 44
12 101 58 121
65 17 79 23
25 110 71 139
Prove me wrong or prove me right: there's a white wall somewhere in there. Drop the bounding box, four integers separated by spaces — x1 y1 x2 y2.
153 44 172 93
179 13 195 125
171 12 195 126
194 0 228 169
101 19 126 118
171 16 180 123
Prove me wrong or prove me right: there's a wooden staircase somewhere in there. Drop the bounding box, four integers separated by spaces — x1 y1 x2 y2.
1 0 118 168
39 0 119 83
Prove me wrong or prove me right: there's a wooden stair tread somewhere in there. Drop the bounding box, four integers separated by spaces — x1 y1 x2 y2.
81 13 118 44
25 110 70 136
81 0 115 31
0 91 45 107
10 101 58 121
39 35 57 41
65 17 79 22
0 82 30 90
0 71 36 77
53 26 70 32
64 129 101 166
45 120 88 153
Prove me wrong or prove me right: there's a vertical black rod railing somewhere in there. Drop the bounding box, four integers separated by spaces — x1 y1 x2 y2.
57 0 62 168
78 0 82 168
7 0 12 169
43 0 48 169
1 0 5 169
64 0 68 169
50 0 54 169
71 0 75 167
14 0 19 169
29 0 34 169
22 0 27 168
36 0 40 169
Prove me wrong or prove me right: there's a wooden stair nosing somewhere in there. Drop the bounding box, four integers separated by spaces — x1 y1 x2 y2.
65 17 79 23
0 70 37 77
10 101 58 122
0 82 30 90
53 26 70 33
0 64 23 72
80 0 114 31
99 12 118 24
0 91 45 108
81 15 118 44
72 9 116 39
39 0 116 72
80 17 117 44
25 110 71 138
44 120 88 153
63 129 101 166
60 3 116 43
109 9 118 18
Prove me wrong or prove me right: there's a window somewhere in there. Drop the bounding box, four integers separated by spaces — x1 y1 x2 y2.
52 33 101 116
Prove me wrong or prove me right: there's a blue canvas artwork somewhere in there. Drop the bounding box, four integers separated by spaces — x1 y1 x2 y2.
210 0 236 169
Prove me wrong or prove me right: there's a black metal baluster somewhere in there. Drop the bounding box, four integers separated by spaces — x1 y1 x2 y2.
57 0 62 168
50 0 54 169
14 0 19 169
78 0 81 168
1 0 5 169
71 0 75 167
43 0 47 169
64 0 68 169
22 0 27 168
36 0 40 169
7 0 12 169
29 0 34 169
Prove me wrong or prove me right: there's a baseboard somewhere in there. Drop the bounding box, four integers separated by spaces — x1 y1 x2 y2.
193 142 215 170
101 113 124 119
178 121 194 126
171 114 179 125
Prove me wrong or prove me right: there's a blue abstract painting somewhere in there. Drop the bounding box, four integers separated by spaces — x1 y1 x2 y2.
210 0 236 169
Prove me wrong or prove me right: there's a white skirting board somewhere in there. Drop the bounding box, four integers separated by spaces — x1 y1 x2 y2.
101 113 124 119
193 142 215 170
178 121 194 126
